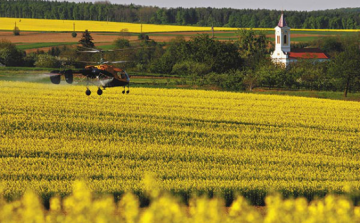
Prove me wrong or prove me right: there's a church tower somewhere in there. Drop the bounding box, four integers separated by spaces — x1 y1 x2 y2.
275 13 290 52
271 13 291 67
271 13 329 68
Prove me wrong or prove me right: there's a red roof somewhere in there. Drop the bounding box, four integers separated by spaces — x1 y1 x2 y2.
288 48 329 59
278 14 287 27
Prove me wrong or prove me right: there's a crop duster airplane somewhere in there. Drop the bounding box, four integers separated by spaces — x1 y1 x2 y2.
49 48 130 96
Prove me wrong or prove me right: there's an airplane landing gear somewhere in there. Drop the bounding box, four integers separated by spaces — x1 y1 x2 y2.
86 89 91 96
123 85 130 94
97 88 103 95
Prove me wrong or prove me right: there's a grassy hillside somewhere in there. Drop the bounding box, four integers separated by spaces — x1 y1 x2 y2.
1 81 360 205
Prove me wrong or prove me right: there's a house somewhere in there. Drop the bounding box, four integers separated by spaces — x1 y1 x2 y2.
271 13 329 68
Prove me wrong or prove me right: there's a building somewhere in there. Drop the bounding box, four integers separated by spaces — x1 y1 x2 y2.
271 13 329 68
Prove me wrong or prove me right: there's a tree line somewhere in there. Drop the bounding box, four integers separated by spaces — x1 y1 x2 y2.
1 29 359 97
1 0 360 29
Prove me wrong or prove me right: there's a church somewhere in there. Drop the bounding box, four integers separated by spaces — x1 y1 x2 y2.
271 13 330 68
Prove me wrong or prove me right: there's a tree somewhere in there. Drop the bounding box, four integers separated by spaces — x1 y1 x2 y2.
151 35 241 75
78 30 94 49
13 22 20 36
257 62 284 89
188 34 241 73
138 33 150 41
119 28 130 38
34 54 60 68
150 36 189 74
313 36 343 56
171 61 210 85
329 38 360 97
236 29 270 69
113 38 130 49
205 70 245 91
242 69 259 91
0 39 24 66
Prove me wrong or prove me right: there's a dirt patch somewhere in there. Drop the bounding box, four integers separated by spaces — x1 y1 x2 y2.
0 31 135 43
0 30 333 52
155 31 233 35
0 31 232 45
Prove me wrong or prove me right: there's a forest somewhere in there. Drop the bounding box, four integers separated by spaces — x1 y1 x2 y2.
0 0 360 29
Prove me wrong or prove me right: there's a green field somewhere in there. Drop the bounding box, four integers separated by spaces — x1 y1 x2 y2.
16 42 78 50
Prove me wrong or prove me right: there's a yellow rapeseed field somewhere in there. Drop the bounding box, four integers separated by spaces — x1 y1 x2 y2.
1 17 359 33
0 17 243 32
1 80 360 206
1 180 360 223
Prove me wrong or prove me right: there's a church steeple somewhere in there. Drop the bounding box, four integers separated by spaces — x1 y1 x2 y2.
277 13 287 28
275 12 290 53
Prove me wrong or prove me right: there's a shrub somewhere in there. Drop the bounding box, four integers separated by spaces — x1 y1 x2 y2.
113 38 130 49
13 26 20 36
138 33 149 41
0 39 24 66
34 54 61 68
171 61 210 77
71 32 77 38
205 70 246 91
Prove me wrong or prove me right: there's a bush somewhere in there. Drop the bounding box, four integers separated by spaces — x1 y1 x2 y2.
34 54 61 68
23 53 37 67
205 70 246 91
113 38 130 49
0 39 24 66
13 26 20 36
48 47 61 56
138 33 149 41
119 28 130 38
171 61 210 77
71 32 77 38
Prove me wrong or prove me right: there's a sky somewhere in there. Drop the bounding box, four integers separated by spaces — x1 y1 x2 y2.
68 0 359 11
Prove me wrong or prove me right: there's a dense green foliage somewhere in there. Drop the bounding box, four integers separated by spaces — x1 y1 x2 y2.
150 35 242 74
1 29 360 94
114 38 130 49
34 54 60 67
1 0 360 29
0 40 24 66
78 29 95 49
13 25 20 36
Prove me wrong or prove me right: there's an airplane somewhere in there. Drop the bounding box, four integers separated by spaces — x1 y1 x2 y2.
49 48 130 96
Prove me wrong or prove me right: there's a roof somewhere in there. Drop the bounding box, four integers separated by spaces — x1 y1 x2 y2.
278 13 287 27
288 48 329 59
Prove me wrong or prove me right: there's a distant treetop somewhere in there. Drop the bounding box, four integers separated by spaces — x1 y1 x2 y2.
0 0 359 29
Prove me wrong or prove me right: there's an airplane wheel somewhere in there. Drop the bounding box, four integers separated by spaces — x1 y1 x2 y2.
86 89 91 96
122 90 125 94
126 90 130 94
97 89 103 96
